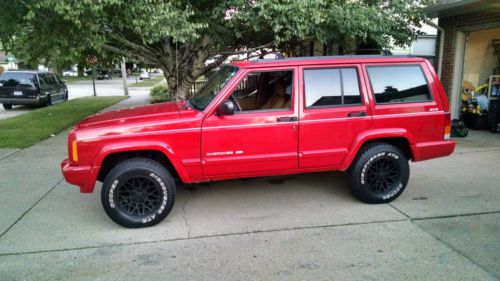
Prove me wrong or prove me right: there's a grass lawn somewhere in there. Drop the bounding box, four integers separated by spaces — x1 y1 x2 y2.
129 75 164 87
0 96 127 148
62 76 94 83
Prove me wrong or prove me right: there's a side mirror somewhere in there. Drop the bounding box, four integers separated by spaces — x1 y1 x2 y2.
217 99 235 116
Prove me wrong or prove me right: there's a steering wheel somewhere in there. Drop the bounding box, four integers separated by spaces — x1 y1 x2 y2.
230 95 242 111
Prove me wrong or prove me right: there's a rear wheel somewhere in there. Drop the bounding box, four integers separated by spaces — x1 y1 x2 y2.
3 104 12 110
347 143 409 204
45 95 52 106
101 158 176 228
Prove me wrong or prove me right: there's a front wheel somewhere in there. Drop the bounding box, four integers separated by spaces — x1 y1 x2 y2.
101 158 176 228
347 143 409 204
3 104 12 110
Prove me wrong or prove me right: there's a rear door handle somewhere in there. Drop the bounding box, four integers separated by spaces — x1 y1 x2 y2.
277 116 298 122
347 111 367 117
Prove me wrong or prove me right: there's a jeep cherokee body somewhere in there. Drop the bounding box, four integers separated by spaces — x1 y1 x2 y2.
61 56 455 228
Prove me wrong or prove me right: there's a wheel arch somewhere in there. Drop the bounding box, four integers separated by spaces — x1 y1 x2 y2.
340 129 415 171
94 142 190 184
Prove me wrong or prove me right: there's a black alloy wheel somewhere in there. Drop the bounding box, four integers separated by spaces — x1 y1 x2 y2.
363 156 402 194
114 175 163 218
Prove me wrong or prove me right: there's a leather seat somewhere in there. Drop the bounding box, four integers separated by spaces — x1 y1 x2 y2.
262 81 289 109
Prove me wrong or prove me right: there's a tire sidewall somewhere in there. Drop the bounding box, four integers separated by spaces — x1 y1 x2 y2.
101 159 175 228
350 144 409 203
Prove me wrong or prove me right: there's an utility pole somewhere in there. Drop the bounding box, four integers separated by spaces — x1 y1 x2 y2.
121 57 129 96
92 66 96 96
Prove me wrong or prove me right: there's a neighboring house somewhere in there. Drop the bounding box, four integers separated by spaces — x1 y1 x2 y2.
391 21 438 64
426 0 500 119
0 51 19 70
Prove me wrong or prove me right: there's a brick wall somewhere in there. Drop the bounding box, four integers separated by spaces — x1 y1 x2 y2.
434 11 500 100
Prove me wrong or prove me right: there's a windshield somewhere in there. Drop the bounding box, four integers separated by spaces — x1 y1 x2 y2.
189 66 238 110
0 72 38 87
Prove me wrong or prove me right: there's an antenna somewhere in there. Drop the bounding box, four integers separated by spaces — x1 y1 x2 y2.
176 41 179 101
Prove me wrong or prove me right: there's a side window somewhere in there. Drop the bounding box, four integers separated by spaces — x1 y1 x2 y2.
304 67 361 108
366 65 432 104
46 73 57 85
38 74 48 86
54 74 62 84
230 70 293 111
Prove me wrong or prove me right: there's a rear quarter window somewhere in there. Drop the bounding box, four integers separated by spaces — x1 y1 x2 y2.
366 65 432 104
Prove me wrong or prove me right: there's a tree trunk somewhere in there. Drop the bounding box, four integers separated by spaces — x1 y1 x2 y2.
77 64 84 77
159 54 213 100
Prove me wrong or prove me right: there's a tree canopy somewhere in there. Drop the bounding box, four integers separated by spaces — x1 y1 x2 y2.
0 0 432 97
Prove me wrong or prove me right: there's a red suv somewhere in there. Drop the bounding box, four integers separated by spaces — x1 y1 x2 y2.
61 56 455 228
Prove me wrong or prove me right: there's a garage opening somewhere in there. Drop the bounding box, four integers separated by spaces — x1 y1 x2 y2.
460 28 500 133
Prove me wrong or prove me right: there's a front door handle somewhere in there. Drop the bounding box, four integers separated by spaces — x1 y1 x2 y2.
347 111 367 117
277 116 298 122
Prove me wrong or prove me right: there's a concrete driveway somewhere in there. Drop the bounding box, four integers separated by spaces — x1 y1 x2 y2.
0 100 498 280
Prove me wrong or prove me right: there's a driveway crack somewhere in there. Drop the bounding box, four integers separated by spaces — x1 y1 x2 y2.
0 178 64 239
181 189 194 238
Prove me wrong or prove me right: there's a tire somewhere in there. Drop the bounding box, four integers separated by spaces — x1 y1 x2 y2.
45 95 52 106
3 104 12 110
64 91 69 101
101 158 176 228
347 143 409 204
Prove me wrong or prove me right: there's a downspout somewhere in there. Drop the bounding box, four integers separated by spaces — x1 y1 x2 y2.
424 18 444 79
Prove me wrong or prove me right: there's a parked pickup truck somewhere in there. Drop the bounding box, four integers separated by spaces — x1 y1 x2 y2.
61 56 455 228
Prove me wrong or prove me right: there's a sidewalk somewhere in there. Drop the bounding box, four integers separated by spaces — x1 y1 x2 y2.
0 99 499 280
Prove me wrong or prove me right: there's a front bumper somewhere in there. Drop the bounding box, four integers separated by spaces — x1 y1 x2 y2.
0 96 47 106
61 159 100 193
411 140 456 162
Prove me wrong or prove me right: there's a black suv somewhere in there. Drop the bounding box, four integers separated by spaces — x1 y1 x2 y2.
0 70 68 110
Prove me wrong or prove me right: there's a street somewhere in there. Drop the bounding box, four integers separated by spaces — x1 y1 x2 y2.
0 100 498 281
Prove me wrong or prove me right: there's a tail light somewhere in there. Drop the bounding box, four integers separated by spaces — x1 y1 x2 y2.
444 113 451 140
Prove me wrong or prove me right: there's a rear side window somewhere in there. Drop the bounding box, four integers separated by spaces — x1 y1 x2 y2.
304 67 361 108
38 74 48 85
367 65 432 104
0 73 37 87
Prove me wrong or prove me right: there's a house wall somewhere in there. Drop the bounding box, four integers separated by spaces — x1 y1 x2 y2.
434 11 500 99
462 28 500 88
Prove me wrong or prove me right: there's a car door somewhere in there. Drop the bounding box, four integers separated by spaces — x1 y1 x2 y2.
47 73 63 102
53 74 66 101
38 73 52 98
298 64 372 169
201 67 299 179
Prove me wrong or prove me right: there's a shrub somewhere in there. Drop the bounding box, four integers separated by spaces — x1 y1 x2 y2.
150 84 175 104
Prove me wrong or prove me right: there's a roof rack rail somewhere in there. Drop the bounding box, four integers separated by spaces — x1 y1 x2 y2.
251 54 417 63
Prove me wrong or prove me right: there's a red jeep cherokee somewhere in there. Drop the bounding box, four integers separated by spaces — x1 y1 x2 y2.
61 56 455 228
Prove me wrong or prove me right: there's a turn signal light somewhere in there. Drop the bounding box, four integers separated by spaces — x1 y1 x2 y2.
72 140 79 162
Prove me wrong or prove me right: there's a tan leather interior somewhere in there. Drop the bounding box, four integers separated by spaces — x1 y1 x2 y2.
261 81 289 109
237 97 258 110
